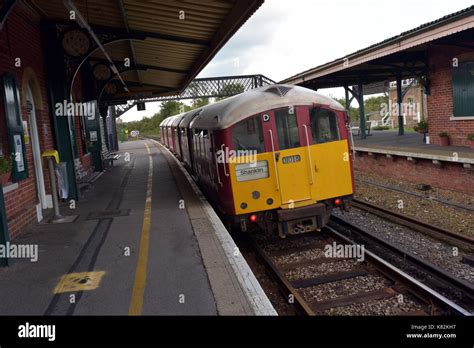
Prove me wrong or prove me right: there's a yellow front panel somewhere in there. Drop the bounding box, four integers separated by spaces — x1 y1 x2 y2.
276 148 312 205
229 139 353 215
229 152 279 215
310 140 353 200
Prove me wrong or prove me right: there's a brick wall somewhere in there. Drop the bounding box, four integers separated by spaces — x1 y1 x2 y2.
354 153 473 196
388 85 425 129
427 45 474 147
0 4 54 240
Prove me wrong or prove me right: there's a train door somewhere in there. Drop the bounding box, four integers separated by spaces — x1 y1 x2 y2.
309 107 353 199
272 107 312 207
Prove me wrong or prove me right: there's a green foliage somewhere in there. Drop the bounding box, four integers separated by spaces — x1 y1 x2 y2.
365 95 389 115
191 98 210 109
120 98 211 137
438 131 448 138
373 125 390 131
116 123 128 142
335 98 359 122
0 156 12 175
334 95 389 123
414 119 428 133
467 133 474 141
216 83 245 101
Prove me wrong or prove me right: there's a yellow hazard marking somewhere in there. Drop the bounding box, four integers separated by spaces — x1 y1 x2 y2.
129 143 153 315
54 271 105 294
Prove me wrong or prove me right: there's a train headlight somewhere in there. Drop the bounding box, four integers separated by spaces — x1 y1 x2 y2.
266 198 273 205
252 191 260 199
240 202 248 209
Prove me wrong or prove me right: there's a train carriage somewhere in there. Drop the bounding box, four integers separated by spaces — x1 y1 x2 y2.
161 117 172 148
170 114 186 158
160 84 354 237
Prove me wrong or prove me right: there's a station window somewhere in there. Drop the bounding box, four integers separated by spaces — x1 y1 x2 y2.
275 108 300 149
232 115 264 153
452 60 474 117
310 108 340 144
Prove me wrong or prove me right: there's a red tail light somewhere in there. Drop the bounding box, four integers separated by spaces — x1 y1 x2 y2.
249 214 257 223
334 198 342 206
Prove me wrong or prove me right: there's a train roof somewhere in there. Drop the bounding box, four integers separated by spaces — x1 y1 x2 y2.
160 117 173 126
180 109 203 128
189 84 345 130
159 84 345 130
170 114 186 127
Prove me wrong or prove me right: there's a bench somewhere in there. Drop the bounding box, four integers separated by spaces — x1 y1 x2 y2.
350 120 372 136
102 150 121 168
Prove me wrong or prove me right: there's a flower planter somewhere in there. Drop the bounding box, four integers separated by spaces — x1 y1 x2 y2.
0 173 11 186
470 140 474 149
439 137 449 147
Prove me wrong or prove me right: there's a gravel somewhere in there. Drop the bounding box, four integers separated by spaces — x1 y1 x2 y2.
333 208 474 282
299 274 390 303
272 248 326 265
354 171 473 236
260 234 325 253
284 259 359 281
322 295 423 315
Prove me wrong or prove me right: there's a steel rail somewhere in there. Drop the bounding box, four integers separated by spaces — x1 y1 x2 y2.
330 214 474 304
325 226 472 316
352 198 474 250
246 235 315 316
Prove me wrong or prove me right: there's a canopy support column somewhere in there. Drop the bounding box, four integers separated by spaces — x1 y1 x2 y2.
397 72 404 136
357 81 366 140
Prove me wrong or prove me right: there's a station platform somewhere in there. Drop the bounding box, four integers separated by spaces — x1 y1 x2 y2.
0 139 275 316
353 131 474 164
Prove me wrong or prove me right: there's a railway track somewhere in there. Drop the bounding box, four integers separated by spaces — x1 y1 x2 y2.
355 179 474 213
248 223 472 316
351 199 474 251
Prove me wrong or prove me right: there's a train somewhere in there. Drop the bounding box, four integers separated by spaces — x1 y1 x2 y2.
159 84 354 237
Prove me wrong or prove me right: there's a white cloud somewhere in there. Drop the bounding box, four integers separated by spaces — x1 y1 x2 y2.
123 0 473 121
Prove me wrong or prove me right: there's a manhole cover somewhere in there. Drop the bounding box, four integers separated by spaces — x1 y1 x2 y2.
54 271 105 293
86 209 130 220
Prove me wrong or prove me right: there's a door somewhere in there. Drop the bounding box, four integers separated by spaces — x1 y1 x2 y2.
272 107 312 205
26 86 48 216
2 74 28 182
85 101 103 172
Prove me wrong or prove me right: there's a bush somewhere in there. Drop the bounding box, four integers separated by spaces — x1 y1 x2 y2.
373 125 390 131
0 156 12 175
414 120 428 132
438 132 448 138
467 133 474 141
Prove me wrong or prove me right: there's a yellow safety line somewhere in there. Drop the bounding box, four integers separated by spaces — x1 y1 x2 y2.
129 143 153 315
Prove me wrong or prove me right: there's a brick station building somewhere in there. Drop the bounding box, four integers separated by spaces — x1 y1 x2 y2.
0 0 263 247
283 6 474 194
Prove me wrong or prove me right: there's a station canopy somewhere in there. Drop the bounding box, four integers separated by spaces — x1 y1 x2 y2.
282 5 474 93
26 0 264 104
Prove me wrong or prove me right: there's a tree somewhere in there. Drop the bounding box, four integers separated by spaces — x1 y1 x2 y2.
216 83 245 101
335 97 359 122
121 100 188 136
333 94 388 123
191 98 210 109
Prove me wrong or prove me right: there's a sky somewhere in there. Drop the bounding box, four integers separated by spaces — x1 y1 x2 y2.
120 0 474 122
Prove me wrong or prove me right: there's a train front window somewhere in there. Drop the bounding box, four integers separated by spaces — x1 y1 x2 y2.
310 108 340 144
232 115 264 153
275 108 300 149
